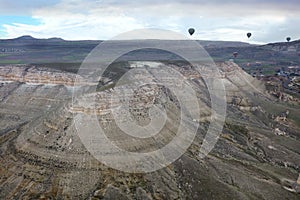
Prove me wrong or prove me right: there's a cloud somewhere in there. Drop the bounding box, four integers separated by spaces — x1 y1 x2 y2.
1 0 299 43
1 0 300 17
0 0 60 15
90 0 300 17
2 1 146 40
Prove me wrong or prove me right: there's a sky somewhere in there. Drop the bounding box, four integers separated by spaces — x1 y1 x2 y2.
0 0 299 44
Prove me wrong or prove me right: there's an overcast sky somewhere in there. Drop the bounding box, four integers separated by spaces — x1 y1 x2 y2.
0 0 299 43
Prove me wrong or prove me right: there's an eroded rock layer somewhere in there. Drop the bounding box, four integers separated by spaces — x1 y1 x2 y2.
0 62 299 199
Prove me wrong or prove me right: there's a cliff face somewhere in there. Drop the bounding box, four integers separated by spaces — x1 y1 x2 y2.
0 62 299 199
69 61 267 117
0 65 81 86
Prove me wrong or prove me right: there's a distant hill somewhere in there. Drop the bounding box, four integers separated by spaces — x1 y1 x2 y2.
0 35 64 43
205 39 300 64
197 40 254 48
0 35 299 70
0 35 101 65
261 39 300 52
14 35 36 41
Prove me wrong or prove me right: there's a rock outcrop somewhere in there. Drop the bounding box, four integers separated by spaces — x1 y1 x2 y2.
0 62 299 199
0 65 92 86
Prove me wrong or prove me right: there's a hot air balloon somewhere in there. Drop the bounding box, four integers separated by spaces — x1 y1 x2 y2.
247 32 252 38
286 37 291 42
233 52 238 58
188 28 195 36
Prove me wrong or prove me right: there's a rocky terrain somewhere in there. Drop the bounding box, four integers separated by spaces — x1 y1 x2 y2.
0 65 81 86
0 61 299 199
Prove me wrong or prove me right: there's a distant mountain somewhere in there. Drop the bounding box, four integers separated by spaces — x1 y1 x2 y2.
1 35 253 47
0 35 101 65
15 35 36 40
261 39 300 52
205 39 300 65
1 35 49 42
3 35 64 42
0 35 102 43
47 37 65 42
197 40 254 48
0 35 299 67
